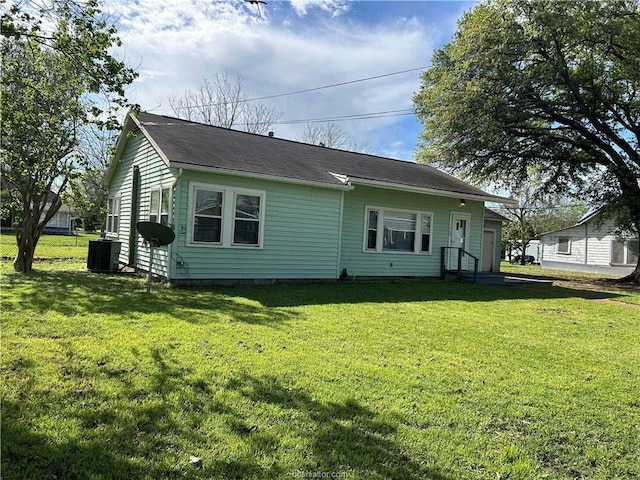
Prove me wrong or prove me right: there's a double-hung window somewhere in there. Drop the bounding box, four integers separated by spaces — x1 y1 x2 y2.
557 237 571 254
150 187 171 225
106 196 120 234
194 189 223 243
365 207 432 254
190 183 265 248
611 237 639 265
233 193 262 246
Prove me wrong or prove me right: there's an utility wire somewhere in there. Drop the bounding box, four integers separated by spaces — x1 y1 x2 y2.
174 65 431 110
255 109 415 126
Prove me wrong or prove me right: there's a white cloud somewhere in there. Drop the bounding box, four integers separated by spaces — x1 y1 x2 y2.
108 0 463 159
288 0 351 17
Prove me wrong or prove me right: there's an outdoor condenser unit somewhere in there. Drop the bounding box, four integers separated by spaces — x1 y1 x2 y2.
87 239 121 273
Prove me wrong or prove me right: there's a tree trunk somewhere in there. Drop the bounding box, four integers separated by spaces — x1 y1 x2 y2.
618 254 640 284
13 222 42 273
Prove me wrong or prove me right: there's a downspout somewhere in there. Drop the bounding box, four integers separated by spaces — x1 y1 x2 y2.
128 166 141 266
336 190 345 279
166 168 183 282
584 222 588 265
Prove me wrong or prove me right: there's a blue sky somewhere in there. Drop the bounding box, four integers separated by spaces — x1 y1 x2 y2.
107 0 477 160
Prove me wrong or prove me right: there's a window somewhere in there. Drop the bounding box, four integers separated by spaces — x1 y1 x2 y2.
150 187 171 225
189 183 265 248
383 211 416 252
557 237 571 254
421 214 431 253
366 210 378 250
611 238 639 265
193 189 223 243
233 193 261 246
364 207 433 254
107 196 120 234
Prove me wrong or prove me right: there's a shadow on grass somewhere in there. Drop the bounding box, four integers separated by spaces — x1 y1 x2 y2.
1 267 630 320
1 349 452 479
1 268 298 325
233 279 628 308
224 373 454 480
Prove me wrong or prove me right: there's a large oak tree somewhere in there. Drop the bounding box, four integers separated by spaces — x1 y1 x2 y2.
1 0 137 272
414 0 640 282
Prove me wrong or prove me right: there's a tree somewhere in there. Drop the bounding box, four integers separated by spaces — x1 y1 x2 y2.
168 72 282 134
498 182 587 263
67 128 117 231
414 0 640 282
1 0 137 273
298 122 372 153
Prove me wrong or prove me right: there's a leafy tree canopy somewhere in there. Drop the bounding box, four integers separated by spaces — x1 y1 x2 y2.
1 0 137 272
414 0 640 281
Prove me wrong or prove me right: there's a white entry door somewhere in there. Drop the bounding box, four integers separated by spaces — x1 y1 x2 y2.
449 213 470 270
482 229 496 272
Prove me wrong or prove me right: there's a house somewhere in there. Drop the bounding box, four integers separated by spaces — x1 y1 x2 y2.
0 191 75 235
539 211 639 276
104 112 514 284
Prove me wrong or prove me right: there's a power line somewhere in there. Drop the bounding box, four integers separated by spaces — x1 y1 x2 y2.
173 65 431 110
269 109 415 126
241 66 430 103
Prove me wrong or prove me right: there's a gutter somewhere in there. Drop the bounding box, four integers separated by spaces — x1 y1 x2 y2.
336 190 345 279
348 177 516 205
166 167 183 281
171 162 354 191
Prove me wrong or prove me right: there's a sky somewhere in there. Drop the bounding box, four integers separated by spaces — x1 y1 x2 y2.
104 0 478 161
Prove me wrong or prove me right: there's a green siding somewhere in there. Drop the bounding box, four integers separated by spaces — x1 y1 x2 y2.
111 130 488 281
340 185 484 277
171 171 342 280
107 132 176 277
484 219 503 272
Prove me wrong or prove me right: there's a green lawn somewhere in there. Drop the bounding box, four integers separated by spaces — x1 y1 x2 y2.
500 261 620 282
0 233 93 260
2 261 639 479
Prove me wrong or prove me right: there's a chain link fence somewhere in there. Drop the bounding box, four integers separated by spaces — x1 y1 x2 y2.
0 232 95 262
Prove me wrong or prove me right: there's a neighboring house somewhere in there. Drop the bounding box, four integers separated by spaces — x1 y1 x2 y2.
104 112 513 284
540 211 639 276
482 208 509 272
0 191 75 235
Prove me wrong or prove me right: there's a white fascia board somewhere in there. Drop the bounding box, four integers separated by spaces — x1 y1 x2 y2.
104 113 172 188
132 117 172 169
171 162 354 191
104 114 136 188
349 177 517 205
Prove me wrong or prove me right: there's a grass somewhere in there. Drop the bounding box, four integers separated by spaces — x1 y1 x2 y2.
499 261 621 282
0 233 94 260
2 261 639 479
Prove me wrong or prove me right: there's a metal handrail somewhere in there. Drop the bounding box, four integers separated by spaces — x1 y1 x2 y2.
441 247 479 282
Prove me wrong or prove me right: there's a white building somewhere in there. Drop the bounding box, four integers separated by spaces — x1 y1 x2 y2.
539 211 638 276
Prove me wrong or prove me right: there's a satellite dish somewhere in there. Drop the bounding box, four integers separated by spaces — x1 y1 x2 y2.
136 222 176 294
137 221 175 247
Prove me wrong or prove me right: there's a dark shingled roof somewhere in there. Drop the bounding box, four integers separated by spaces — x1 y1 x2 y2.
132 112 510 202
484 208 510 223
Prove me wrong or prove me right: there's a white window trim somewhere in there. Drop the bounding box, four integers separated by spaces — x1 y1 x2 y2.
557 236 571 255
106 195 121 236
149 184 172 226
363 206 433 255
187 182 266 249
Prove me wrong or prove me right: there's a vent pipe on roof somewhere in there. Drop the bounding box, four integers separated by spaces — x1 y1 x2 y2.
319 142 325 147
268 131 274 137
